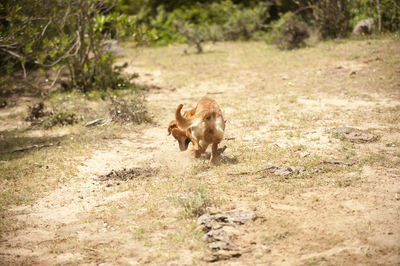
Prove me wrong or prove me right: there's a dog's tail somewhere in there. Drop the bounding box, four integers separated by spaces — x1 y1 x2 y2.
176 104 216 130
175 104 193 130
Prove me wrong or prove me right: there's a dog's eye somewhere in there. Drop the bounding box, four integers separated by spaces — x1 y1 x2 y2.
206 116 211 120
185 138 190 146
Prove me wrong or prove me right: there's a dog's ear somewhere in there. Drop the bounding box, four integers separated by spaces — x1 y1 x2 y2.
167 120 178 136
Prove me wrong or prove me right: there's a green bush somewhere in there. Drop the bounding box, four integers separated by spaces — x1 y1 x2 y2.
175 188 211 219
129 1 270 47
0 0 140 94
174 21 212 53
349 0 400 32
42 110 82 129
274 21 311 50
109 95 151 124
223 3 269 40
265 12 302 44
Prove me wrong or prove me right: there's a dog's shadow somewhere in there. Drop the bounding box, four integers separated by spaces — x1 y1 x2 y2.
203 145 239 165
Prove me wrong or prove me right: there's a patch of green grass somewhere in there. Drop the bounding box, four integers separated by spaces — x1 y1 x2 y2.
264 230 291 244
167 221 203 244
174 186 212 219
306 256 329 266
360 153 389 167
335 178 353 187
42 109 82 129
189 161 210 175
348 53 360 60
133 227 147 242
285 130 301 138
49 244 64 254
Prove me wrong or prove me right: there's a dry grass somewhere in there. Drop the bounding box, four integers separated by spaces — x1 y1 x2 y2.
1 37 400 264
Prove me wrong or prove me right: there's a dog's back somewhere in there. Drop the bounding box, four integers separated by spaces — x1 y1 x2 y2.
177 97 225 145
173 97 225 163
175 97 223 130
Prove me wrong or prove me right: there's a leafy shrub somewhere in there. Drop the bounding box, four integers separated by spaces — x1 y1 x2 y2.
64 52 128 92
174 21 214 53
132 1 270 47
25 102 51 122
275 21 311 50
293 0 349 39
223 3 269 40
0 0 140 94
314 0 349 38
265 12 302 43
175 188 211 219
348 0 400 32
42 110 82 129
25 102 81 128
109 95 151 124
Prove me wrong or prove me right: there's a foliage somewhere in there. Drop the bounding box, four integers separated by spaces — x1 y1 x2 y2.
25 102 51 122
126 1 270 47
315 0 349 38
42 110 82 129
174 21 212 53
223 2 269 40
24 101 81 128
0 0 140 94
275 21 311 50
109 95 151 124
175 187 211 219
293 0 349 39
292 0 399 38
348 0 400 32
265 11 302 43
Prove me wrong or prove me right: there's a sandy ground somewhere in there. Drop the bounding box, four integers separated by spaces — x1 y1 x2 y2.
1 40 400 265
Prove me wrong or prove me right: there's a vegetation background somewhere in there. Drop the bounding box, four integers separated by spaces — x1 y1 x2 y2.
1 0 399 96
0 0 399 265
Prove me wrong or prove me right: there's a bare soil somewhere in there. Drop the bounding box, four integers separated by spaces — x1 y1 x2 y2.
1 39 400 265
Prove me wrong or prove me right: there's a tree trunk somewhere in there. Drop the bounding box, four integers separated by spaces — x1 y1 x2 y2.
392 0 400 30
376 0 382 32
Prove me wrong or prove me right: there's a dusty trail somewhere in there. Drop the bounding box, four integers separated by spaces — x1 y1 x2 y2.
1 40 400 265
1 62 229 265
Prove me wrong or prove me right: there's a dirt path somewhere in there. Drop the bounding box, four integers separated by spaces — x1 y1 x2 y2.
1 40 400 265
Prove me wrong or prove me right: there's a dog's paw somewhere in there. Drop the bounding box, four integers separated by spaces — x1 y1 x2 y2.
210 156 220 165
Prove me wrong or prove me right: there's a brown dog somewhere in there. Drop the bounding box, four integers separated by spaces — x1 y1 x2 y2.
167 121 191 151
174 97 225 164
167 105 197 151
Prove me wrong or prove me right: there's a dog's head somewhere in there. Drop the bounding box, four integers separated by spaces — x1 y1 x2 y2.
167 120 191 151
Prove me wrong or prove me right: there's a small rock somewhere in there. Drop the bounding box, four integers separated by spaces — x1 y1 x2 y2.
85 118 107 127
197 210 256 230
330 127 378 143
203 250 242 262
198 209 255 261
386 142 397 147
203 254 219 262
353 18 376 35
208 240 236 251
323 159 356 166
202 228 232 244
268 166 306 176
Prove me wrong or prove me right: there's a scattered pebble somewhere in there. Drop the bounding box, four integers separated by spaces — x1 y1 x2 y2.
330 126 378 143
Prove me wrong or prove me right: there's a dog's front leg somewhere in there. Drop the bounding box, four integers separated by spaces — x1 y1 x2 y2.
186 128 201 158
210 142 218 164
